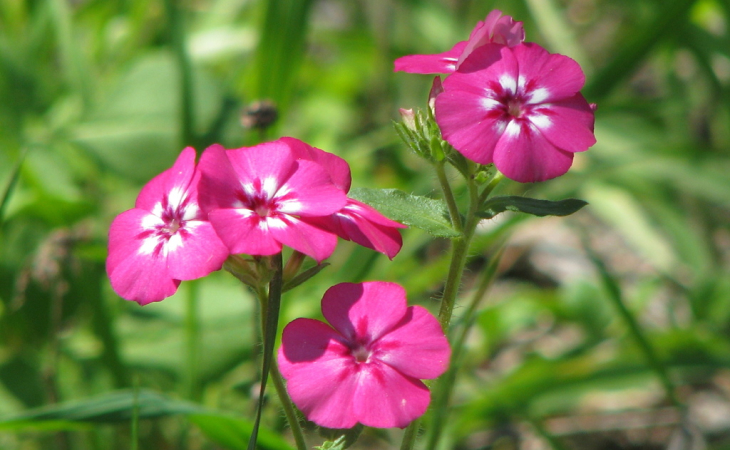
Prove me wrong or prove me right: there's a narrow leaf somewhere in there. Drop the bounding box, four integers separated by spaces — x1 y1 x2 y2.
476 196 588 220
349 188 461 238
0 390 201 424
282 262 329 292
0 147 27 223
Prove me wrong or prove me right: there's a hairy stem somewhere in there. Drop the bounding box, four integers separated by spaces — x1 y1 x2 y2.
426 246 504 449
250 255 307 450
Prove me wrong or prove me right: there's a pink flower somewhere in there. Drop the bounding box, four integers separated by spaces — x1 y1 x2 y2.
197 139 348 262
106 148 229 305
435 43 596 182
284 137 406 259
394 10 524 74
309 199 406 259
278 282 450 429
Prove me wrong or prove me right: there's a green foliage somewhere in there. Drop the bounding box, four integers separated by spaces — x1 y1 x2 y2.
188 413 295 450
350 187 461 238
1 0 729 448
476 196 588 220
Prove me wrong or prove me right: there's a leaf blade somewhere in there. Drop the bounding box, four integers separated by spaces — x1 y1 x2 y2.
349 188 461 238
477 196 588 219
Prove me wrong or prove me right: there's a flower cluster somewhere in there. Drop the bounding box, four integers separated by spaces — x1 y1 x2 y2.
395 10 596 182
278 282 450 429
106 138 405 305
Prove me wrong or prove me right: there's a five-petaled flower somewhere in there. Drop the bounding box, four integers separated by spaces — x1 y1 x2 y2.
106 147 229 305
197 139 349 262
278 282 450 429
394 9 524 74
435 43 596 182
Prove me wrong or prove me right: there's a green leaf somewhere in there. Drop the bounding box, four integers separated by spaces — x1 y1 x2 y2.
315 436 348 450
0 147 26 223
0 390 202 424
317 424 363 450
255 0 315 113
282 262 329 292
188 413 295 450
583 0 696 100
349 188 461 238
476 196 588 220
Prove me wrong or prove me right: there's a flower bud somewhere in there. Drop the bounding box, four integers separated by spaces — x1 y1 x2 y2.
399 108 417 132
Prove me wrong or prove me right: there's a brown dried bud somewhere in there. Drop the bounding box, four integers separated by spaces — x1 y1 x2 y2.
240 100 279 130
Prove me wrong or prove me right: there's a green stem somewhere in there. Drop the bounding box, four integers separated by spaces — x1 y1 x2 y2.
184 280 201 401
164 0 196 147
270 358 308 450
478 172 504 207
435 162 463 232
425 246 505 450
436 237 471 331
399 417 421 450
249 255 307 450
436 174 480 330
402 168 488 450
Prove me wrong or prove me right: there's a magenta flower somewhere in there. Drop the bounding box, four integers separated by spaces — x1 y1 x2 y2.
435 43 596 182
394 10 524 74
106 147 229 305
278 282 450 429
284 137 406 259
197 139 348 262
309 199 406 260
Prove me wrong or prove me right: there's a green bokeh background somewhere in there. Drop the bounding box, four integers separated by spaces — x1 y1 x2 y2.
1 0 729 449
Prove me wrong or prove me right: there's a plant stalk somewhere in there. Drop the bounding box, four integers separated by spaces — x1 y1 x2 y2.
250 255 307 450
164 0 196 147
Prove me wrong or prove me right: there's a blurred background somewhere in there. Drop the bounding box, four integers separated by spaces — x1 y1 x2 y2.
1 0 729 449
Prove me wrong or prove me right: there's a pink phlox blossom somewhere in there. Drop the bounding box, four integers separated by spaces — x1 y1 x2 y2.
106 147 229 305
285 137 407 259
435 42 596 182
394 10 524 74
197 139 348 262
278 282 450 429
309 199 407 259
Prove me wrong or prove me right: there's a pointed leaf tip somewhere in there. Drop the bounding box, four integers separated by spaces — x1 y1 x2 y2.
477 196 588 219
349 188 461 238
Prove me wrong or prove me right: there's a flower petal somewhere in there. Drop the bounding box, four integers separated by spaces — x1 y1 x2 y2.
279 159 348 216
457 10 524 66
493 121 574 182
208 209 282 255
166 220 229 280
281 137 352 192
435 90 507 165
198 144 242 212
268 215 338 262
226 142 298 190
513 43 586 103
336 206 404 259
437 44 518 164
353 362 431 429
529 93 596 153
321 282 407 343
393 41 467 74
278 318 360 429
136 147 197 212
106 210 180 305
375 306 450 379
